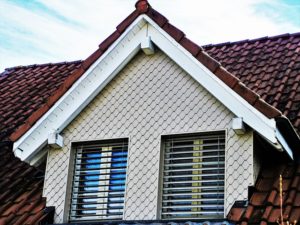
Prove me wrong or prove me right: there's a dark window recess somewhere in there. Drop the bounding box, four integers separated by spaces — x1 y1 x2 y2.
161 132 225 220
69 139 128 222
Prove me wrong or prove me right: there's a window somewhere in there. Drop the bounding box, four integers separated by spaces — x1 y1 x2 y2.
69 139 128 222
161 132 225 219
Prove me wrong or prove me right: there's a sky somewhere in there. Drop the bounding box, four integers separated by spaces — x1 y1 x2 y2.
0 0 300 72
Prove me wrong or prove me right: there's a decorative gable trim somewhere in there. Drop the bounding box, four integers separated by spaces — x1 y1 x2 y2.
13 14 294 161
13 16 148 162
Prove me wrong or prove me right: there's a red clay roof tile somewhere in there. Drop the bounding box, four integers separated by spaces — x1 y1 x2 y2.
0 142 50 225
204 33 300 133
98 30 121 51
244 205 255 221
228 207 245 222
289 208 300 222
82 49 103 70
117 10 140 33
0 61 81 142
214 67 239 88
233 82 259 105
135 0 150 13
196 51 221 73
0 1 300 224
248 208 264 224
180 37 202 56
230 163 300 225
162 22 185 42
250 192 268 206
2 0 298 143
146 8 168 27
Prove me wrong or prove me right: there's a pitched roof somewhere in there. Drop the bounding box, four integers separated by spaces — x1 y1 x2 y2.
0 1 299 224
6 0 285 143
2 30 300 144
0 61 82 142
204 33 300 134
225 134 300 224
229 163 300 224
0 62 80 224
0 142 54 225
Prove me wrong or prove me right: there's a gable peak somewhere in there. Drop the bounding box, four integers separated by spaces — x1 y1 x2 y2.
135 0 151 13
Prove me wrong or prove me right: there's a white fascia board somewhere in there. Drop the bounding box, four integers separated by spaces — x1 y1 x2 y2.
13 16 148 161
142 15 277 143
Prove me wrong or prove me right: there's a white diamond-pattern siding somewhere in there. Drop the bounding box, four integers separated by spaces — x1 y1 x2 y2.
43 51 254 223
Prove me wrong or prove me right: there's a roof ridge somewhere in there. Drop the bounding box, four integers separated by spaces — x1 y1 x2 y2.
135 0 150 12
202 31 300 48
4 60 83 72
9 0 283 143
3 31 299 73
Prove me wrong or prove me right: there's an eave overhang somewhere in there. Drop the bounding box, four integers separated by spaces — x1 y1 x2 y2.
12 15 297 162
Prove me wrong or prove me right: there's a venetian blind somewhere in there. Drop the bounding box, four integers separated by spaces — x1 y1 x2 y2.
161 132 225 219
70 139 128 221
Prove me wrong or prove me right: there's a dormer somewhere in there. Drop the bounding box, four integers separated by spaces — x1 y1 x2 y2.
9 1 299 224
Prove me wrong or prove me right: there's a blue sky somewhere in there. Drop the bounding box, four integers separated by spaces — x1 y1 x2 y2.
0 0 300 72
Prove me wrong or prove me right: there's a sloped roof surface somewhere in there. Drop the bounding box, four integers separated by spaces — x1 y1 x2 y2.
2 33 300 142
0 142 53 225
0 1 299 225
6 0 283 142
0 61 82 141
204 33 300 134
229 163 300 225
0 62 80 224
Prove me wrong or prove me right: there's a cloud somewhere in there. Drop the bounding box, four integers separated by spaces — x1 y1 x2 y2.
0 0 300 72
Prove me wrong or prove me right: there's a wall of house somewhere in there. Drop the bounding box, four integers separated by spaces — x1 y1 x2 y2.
43 50 254 223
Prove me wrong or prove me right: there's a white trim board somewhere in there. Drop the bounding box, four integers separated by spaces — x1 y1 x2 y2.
13 15 289 162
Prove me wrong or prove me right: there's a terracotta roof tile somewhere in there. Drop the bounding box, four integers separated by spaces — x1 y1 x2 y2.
250 192 268 206
162 22 185 42
2 0 297 142
0 142 52 225
204 33 300 133
98 30 121 51
0 61 81 142
180 37 202 56
135 0 150 13
229 163 300 225
228 207 246 222
117 10 140 33
146 8 168 27
0 1 299 224
196 51 221 73
289 208 300 222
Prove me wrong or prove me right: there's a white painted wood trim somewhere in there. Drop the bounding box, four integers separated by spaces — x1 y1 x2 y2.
13 14 287 162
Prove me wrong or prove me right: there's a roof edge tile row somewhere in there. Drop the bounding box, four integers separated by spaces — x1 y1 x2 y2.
8 0 283 143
